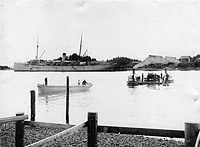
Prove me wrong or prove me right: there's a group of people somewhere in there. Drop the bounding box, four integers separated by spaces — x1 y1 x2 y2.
131 69 169 83
146 73 161 82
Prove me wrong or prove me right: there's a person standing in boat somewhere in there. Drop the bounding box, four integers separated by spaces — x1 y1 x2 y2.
78 80 80 85
45 77 48 85
162 69 169 85
82 79 88 85
132 69 135 81
141 73 144 82
164 69 169 81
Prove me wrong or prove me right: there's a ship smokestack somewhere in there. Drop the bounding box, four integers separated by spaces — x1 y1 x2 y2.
62 53 66 62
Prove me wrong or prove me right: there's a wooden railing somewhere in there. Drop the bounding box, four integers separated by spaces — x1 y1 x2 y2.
97 125 184 138
0 112 28 147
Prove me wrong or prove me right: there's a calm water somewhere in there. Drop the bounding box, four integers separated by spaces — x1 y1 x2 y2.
1 70 200 130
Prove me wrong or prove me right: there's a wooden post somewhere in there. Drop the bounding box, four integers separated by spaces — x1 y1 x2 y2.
30 90 35 121
185 122 200 147
66 76 69 124
15 112 25 147
142 73 144 82
88 112 98 147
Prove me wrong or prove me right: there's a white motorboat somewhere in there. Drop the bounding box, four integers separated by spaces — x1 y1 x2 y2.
37 83 93 94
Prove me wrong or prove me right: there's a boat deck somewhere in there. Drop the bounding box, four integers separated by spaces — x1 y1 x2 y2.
127 80 162 86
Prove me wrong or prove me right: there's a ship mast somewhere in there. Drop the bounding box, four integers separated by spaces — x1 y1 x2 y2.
36 37 39 60
79 34 82 56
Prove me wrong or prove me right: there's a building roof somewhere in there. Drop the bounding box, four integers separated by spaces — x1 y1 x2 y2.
165 56 180 64
180 56 191 59
133 55 179 69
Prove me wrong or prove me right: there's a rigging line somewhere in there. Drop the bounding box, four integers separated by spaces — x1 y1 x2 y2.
82 46 89 51
38 50 46 60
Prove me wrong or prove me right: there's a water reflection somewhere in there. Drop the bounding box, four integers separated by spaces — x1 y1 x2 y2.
128 84 162 90
38 92 65 99
127 82 174 91
38 90 91 107
147 84 161 90
38 93 64 107
38 88 91 98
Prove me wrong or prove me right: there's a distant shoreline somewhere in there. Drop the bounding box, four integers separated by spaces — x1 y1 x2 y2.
0 66 12 70
128 67 200 71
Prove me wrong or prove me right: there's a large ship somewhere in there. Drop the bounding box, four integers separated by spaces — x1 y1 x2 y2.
14 36 117 72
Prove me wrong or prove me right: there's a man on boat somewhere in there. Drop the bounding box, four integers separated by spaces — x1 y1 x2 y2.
132 69 135 81
82 79 88 85
45 77 48 85
141 73 144 82
164 69 169 81
162 69 169 85
132 74 135 82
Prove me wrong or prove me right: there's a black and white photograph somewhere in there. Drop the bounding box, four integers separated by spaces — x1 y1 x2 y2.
1 0 200 146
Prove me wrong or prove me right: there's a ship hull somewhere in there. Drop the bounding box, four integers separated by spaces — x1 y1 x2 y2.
37 83 93 94
14 63 116 72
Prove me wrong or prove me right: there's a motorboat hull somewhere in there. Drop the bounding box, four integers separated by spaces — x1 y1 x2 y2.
37 83 93 94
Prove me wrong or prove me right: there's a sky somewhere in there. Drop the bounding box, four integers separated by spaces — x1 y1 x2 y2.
1 0 200 66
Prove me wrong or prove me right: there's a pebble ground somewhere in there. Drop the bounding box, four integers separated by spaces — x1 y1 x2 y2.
0 123 184 147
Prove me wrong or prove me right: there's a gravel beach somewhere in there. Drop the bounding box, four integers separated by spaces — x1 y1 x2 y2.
0 123 184 147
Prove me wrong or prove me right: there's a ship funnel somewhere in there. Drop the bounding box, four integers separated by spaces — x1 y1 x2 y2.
62 53 66 62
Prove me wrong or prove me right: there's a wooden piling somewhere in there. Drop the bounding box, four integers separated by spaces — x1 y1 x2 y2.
142 73 144 82
66 76 69 124
185 122 200 147
30 90 35 121
15 112 25 147
88 112 98 147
